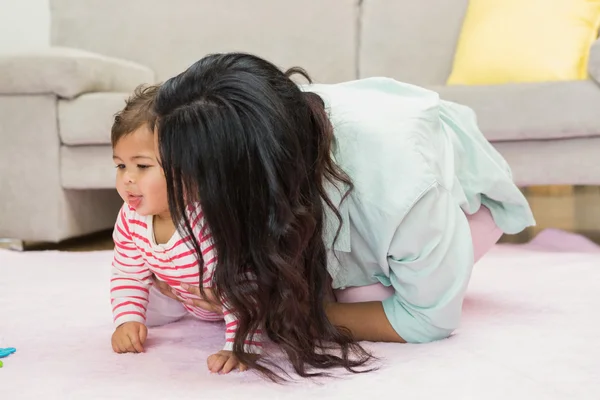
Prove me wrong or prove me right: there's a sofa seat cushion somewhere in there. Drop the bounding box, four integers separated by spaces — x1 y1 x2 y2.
60 80 600 146
61 145 115 189
59 92 128 145
430 80 600 142
494 136 600 186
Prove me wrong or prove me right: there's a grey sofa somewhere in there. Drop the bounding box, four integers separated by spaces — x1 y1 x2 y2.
1 0 599 245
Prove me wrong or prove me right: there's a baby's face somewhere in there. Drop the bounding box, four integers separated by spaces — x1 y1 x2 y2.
112 125 169 219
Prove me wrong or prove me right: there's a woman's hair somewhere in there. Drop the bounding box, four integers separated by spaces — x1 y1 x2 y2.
154 52 373 381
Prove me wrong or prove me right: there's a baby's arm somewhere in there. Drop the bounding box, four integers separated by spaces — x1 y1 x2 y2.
222 297 263 354
110 206 153 352
205 304 262 374
190 206 263 359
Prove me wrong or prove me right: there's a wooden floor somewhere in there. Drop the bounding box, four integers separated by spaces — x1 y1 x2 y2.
24 230 115 252
13 185 600 252
509 185 600 244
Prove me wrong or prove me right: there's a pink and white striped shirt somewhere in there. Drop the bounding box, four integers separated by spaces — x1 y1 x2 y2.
110 203 262 353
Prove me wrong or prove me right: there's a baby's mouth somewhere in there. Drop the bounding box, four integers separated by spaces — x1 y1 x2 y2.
127 194 143 208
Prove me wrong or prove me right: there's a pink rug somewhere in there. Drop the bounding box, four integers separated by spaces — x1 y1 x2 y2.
1 229 599 399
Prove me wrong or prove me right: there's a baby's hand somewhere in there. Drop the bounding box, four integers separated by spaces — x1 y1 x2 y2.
111 321 148 353
207 350 248 374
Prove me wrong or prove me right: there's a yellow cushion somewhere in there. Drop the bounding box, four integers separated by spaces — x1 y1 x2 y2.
447 0 600 85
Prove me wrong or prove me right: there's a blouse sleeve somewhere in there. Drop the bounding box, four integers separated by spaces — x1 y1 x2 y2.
381 182 475 343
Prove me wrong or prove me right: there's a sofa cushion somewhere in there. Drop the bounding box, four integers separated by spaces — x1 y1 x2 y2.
61 145 115 189
494 137 600 186
447 0 600 85
59 92 128 145
359 0 468 86
0 47 154 99
51 0 358 83
430 80 600 142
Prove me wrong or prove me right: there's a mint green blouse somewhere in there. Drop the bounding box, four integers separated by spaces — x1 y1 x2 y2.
303 78 535 343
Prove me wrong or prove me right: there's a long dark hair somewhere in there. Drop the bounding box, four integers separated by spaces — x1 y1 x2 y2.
154 53 373 381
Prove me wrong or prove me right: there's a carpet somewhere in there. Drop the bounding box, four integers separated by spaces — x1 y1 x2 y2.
1 229 599 399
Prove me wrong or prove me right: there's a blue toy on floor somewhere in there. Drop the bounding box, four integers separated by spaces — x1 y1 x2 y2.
0 347 16 367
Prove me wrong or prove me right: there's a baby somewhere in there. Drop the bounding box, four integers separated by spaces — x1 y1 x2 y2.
109 85 261 373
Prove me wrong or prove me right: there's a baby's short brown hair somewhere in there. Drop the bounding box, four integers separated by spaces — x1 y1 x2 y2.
111 84 159 146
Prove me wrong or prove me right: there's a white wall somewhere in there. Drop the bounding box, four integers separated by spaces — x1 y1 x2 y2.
0 0 50 54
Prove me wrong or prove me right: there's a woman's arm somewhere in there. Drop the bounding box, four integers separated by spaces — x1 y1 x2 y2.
325 301 406 342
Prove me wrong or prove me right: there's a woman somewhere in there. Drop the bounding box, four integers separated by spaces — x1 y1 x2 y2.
151 52 535 379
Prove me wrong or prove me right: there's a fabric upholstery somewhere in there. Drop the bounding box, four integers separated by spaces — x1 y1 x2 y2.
0 95 61 241
588 38 600 84
359 0 468 85
0 95 121 241
0 47 154 99
494 137 600 186
447 0 600 85
61 145 115 189
59 93 128 145
50 0 359 83
430 80 600 142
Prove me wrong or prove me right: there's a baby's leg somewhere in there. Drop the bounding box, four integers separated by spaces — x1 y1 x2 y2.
146 284 188 327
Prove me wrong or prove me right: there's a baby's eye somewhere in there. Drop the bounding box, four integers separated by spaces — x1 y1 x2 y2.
137 164 150 169
115 164 125 170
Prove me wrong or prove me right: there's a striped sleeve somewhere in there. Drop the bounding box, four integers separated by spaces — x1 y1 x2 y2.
110 205 152 327
190 204 263 354
220 276 263 354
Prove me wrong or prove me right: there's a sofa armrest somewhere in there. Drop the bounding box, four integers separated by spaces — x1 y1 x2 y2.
0 47 155 99
589 38 600 84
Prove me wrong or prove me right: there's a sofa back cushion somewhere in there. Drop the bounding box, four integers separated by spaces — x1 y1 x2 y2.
359 0 468 85
50 0 359 83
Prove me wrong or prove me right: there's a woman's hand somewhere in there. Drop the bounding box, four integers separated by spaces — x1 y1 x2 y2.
207 350 249 374
152 275 223 314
